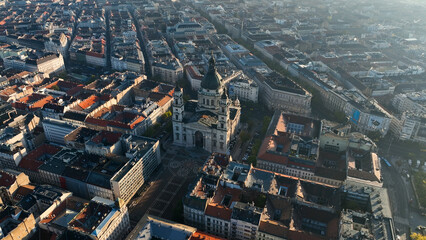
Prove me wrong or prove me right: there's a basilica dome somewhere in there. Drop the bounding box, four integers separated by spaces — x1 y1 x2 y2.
201 56 222 90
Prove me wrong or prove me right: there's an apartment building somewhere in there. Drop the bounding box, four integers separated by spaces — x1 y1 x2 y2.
256 112 321 179
111 135 161 203
231 202 262 240
229 76 259 102
68 197 131 240
42 118 78 145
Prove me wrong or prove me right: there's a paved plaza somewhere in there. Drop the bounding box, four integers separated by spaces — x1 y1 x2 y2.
128 144 209 227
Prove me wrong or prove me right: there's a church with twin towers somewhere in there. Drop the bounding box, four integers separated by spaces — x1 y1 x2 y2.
172 57 241 154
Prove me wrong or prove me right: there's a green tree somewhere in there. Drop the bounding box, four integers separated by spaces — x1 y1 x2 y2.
254 194 267 208
413 172 426 209
408 152 417 160
144 127 155 137
333 111 347 123
165 121 173 133
57 72 69 80
411 233 426 240
183 94 191 102
262 116 272 135
50 85 60 91
87 75 97 84
239 130 250 143
247 120 255 130
161 111 172 122
153 123 161 131
248 155 257 166
367 131 382 142
251 139 262 155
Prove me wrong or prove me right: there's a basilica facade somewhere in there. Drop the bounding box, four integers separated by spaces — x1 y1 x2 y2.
172 57 241 154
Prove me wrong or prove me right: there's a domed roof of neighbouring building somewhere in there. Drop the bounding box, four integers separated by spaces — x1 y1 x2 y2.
201 56 222 90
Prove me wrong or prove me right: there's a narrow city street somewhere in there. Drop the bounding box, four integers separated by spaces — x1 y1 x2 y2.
128 6 152 77
104 8 112 70
231 122 261 163
382 156 426 237
382 163 409 233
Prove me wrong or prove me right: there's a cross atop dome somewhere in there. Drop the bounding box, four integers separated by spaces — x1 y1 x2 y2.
201 55 222 90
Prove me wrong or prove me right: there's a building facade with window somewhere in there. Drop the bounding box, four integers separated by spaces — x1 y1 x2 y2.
172 57 241 154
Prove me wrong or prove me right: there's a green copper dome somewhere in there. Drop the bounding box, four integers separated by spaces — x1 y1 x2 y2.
201 56 222 90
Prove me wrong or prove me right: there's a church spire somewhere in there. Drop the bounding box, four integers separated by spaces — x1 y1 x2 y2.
221 87 228 99
208 53 216 72
201 54 222 90
175 81 181 92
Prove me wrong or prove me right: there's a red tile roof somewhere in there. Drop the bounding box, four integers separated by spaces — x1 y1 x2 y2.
258 220 289 238
40 199 67 224
0 85 18 98
91 106 110 118
13 93 54 111
69 201 112 233
85 117 108 127
13 185 35 202
288 230 325 240
185 65 203 80
78 95 99 110
86 105 145 130
91 131 122 145
190 231 226 240
86 51 104 58
99 94 111 101
18 144 61 172
205 203 232 221
15 93 46 103
156 94 172 107
30 95 54 110
289 206 339 239
7 71 32 81
0 171 16 188
66 85 84 96
211 184 242 207
45 80 79 91
257 135 289 165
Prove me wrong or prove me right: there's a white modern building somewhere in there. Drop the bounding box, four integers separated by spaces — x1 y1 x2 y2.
3 53 65 75
392 91 426 115
42 118 78 145
393 112 426 143
111 135 161 203
228 76 259 102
